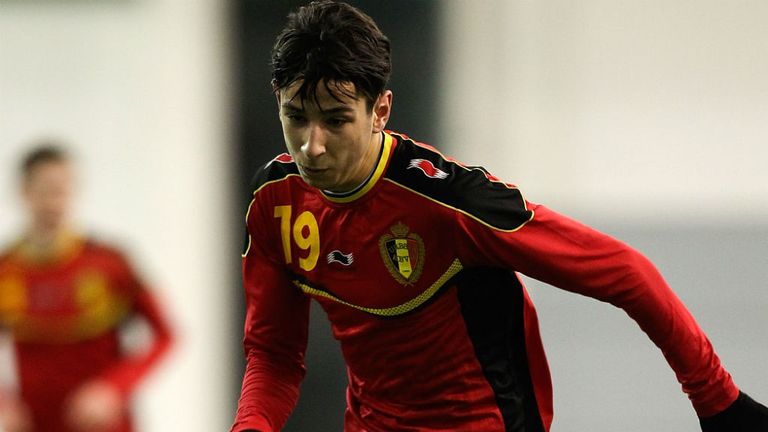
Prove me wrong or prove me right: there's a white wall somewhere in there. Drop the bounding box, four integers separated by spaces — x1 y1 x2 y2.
0 1 234 430
441 0 768 224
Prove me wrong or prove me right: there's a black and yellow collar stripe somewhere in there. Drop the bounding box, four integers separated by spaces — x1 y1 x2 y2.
322 132 393 204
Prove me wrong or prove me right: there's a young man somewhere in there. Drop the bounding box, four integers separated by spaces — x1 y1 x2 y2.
232 2 768 431
0 145 174 432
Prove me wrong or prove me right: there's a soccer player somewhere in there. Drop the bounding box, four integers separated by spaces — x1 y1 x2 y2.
0 145 174 432
231 2 768 431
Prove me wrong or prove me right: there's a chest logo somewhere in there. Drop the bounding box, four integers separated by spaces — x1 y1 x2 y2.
378 222 425 286
407 158 449 179
327 250 354 266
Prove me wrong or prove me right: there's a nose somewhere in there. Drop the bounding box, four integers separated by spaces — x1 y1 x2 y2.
301 124 327 158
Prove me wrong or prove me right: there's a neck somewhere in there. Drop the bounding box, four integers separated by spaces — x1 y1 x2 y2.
19 223 82 263
27 223 65 249
356 132 384 184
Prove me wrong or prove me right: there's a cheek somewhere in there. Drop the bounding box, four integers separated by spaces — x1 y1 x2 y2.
42 193 69 212
282 125 307 151
281 131 300 153
26 184 72 211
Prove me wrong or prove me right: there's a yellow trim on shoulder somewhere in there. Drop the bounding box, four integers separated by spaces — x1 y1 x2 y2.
322 132 393 203
252 173 303 196
241 197 255 258
293 258 463 317
383 178 535 233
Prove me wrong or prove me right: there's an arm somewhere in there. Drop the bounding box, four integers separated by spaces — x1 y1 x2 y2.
0 333 32 432
0 395 32 432
231 219 311 432
457 202 739 416
96 287 174 396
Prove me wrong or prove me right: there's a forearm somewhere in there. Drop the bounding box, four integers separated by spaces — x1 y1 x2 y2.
232 348 305 432
98 289 173 397
587 247 738 416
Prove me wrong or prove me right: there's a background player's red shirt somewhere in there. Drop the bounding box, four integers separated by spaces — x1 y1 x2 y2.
233 131 738 432
0 233 173 432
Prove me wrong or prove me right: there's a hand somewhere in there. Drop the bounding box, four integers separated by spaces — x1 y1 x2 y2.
700 391 768 431
0 397 33 432
65 380 124 432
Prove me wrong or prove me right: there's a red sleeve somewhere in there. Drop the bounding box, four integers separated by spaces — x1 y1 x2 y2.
98 285 174 397
457 202 739 417
231 199 311 432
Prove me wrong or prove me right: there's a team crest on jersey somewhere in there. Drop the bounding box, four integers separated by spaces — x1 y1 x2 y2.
407 159 449 179
378 222 425 285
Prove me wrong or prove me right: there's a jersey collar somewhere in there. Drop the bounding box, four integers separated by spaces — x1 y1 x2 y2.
321 132 393 204
13 229 85 265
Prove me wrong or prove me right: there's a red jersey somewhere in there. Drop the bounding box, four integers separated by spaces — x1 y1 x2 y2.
0 233 173 432
232 131 739 431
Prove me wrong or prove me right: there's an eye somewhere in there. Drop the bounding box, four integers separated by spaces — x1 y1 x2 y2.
326 118 348 127
285 113 306 123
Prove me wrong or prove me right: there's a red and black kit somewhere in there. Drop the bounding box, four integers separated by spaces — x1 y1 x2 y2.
233 131 738 432
0 235 172 432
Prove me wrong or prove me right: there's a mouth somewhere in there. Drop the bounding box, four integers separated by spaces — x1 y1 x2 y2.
300 165 328 175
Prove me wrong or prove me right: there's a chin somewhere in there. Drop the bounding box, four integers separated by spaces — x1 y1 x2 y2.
301 176 328 190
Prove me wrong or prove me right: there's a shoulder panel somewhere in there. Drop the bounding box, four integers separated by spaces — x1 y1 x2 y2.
249 153 300 196
241 154 299 258
385 133 533 231
0 245 13 262
81 237 124 260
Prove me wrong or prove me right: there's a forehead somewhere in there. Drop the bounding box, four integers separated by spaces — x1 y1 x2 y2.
280 79 363 111
25 160 72 181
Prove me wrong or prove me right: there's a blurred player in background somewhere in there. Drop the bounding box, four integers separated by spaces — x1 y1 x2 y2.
0 144 174 432
232 1 768 431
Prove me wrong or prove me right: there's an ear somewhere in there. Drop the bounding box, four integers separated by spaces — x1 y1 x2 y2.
371 90 393 134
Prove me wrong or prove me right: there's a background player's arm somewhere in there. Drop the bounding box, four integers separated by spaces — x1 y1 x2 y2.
95 287 174 397
0 286 31 432
456 202 739 416
232 216 311 432
0 393 32 432
0 334 32 432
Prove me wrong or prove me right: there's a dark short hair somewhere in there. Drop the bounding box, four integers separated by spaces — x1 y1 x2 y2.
271 0 391 110
21 143 70 180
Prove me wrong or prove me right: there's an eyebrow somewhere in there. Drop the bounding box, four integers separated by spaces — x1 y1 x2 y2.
281 102 355 115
